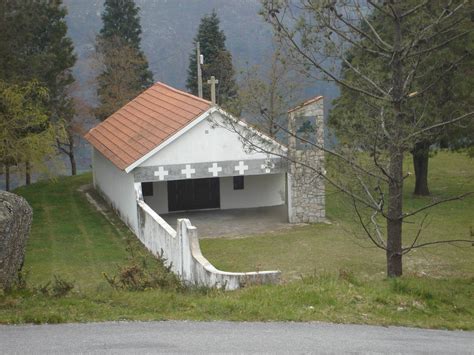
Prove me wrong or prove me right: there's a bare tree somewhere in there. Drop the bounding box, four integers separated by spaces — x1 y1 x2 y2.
238 41 306 137
221 0 474 277
56 84 92 176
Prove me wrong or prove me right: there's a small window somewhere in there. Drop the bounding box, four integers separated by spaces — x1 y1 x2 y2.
233 176 244 190
142 182 154 197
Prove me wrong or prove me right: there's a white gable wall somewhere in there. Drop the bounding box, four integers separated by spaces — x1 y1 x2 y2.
139 112 275 167
138 111 286 215
92 148 138 234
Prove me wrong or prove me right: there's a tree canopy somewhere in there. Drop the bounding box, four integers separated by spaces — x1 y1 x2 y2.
100 0 143 47
0 81 61 190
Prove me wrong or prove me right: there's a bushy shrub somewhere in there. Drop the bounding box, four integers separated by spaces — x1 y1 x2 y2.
35 275 75 297
103 251 182 291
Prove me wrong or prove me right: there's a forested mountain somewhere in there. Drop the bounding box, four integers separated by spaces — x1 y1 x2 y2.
64 0 278 103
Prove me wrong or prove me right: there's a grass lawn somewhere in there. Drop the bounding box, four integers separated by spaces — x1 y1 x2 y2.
201 151 474 280
0 151 473 329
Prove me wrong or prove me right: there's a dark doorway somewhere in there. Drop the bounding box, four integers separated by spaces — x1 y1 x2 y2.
167 177 220 212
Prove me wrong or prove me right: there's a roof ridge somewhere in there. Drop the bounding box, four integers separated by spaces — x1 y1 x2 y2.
153 81 212 106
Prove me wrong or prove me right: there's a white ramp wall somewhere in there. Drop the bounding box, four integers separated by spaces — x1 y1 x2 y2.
135 185 281 290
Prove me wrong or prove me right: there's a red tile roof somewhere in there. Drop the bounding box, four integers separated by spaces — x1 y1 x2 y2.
85 82 212 171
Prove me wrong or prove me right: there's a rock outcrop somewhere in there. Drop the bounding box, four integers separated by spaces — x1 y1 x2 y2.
0 191 33 290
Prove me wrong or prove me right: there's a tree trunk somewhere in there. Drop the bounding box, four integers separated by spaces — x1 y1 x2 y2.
25 161 31 185
386 10 404 278
386 148 404 278
69 151 77 176
67 130 76 176
5 165 10 191
412 141 430 196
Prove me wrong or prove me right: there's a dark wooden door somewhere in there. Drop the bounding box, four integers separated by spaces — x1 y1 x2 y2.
167 178 220 212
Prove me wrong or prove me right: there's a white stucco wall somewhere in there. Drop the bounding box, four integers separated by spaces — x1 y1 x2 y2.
92 148 138 233
139 112 276 167
144 181 168 214
136 200 281 290
220 174 285 209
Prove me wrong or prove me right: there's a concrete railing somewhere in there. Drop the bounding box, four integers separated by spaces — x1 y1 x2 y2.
135 197 281 290
178 218 281 290
136 200 182 275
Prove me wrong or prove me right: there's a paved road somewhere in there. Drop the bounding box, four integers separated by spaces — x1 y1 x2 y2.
0 321 472 354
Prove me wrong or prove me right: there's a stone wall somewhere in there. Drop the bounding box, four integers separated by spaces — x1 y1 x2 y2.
287 98 326 223
0 191 33 290
288 150 326 223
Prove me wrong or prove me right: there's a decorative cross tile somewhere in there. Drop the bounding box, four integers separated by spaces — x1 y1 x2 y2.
181 164 196 179
154 166 169 180
234 161 249 175
208 162 222 177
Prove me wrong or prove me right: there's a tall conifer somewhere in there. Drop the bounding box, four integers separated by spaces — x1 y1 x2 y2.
95 0 153 121
186 11 238 110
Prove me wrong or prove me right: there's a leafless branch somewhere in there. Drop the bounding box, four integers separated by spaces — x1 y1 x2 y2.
402 192 473 219
257 109 389 182
405 111 474 141
400 1 429 19
402 214 428 254
407 30 472 58
268 12 389 101
404 239 473 251
351 197 387 251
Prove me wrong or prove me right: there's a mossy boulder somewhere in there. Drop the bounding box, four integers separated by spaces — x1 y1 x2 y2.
0 191 32 290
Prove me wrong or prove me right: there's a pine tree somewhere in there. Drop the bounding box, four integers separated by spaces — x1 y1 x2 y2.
186 11 238 110
95 0 153 121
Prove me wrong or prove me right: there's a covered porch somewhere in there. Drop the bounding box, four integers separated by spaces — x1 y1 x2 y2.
160 204 292 238
133 157 290 233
